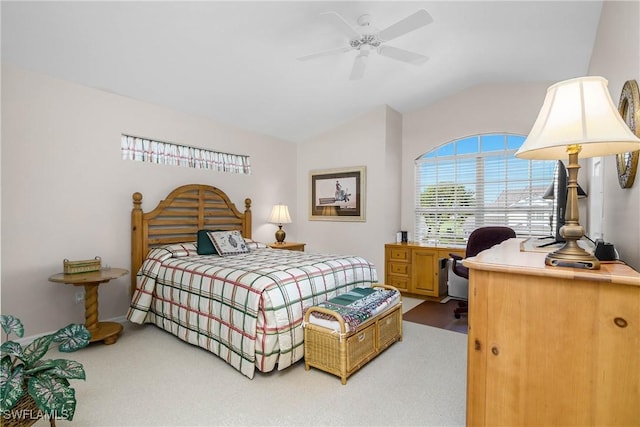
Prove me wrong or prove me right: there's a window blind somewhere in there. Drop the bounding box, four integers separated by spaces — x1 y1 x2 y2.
414 134 555 245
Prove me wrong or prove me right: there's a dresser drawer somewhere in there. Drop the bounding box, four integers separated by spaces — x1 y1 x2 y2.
388 247 410 262
386 275 409 291
388 262 409 275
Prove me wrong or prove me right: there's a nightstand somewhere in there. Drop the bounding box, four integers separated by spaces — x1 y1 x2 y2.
49 268 128 345
269 242 306 252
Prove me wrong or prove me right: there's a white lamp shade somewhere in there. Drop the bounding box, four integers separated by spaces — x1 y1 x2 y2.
268 204 291 225
516 76 640 160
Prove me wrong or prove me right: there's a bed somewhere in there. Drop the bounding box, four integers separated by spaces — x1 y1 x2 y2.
126 184 377 378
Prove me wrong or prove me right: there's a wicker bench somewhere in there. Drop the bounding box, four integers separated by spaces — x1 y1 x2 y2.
303 284 402 384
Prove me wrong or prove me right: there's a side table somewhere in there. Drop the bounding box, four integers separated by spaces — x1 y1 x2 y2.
269 242 306 252
48 268 128 345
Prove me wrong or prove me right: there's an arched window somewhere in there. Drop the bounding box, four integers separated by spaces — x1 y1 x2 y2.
414 133 555 245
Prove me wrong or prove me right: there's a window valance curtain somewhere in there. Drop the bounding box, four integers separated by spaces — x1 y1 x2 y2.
121 134 251 175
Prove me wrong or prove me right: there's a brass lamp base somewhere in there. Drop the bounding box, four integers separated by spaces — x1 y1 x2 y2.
543 147 600 270
275 225 286 243
545 239 600 270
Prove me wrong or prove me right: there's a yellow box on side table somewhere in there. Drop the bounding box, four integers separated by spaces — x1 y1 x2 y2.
303 284 402 384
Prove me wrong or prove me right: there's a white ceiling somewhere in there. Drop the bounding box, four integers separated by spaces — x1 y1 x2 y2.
1 1 603 143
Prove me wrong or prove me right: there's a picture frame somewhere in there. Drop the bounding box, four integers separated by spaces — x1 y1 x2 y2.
309 166 366 221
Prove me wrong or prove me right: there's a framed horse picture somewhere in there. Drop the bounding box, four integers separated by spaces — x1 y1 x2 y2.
309 166 366 221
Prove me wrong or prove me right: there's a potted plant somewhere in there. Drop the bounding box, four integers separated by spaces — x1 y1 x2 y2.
0 314 90 425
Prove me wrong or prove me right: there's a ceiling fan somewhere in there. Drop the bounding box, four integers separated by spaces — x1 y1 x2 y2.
298 9 433 80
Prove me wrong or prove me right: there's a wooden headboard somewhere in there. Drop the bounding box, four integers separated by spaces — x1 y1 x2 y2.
131 184 252 294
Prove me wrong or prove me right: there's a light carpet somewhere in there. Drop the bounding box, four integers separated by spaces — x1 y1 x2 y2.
37 313 467 426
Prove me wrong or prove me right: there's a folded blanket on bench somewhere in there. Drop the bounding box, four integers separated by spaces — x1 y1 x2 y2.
307 287 400 331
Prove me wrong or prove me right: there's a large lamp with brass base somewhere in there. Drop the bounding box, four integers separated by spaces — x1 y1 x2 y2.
268 204 292 244
516 76 640 269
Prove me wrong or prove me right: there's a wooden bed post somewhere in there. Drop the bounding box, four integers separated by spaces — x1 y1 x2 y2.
197 187 205 229
244 198 252 239
131 192 143 296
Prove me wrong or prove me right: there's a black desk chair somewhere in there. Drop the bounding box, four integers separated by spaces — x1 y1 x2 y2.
450 226 516 318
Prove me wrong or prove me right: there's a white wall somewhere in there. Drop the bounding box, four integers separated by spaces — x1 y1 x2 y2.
296 105 402 279
1 64 297 335
588 0 640 269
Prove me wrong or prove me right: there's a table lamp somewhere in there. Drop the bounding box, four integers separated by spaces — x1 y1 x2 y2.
516 76 640 269
268 204 292 243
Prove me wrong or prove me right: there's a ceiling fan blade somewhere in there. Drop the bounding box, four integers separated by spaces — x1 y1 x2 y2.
297 46 353 61
377 9 433 42
378 45 428 65
321 11 361 40
349 51 369 80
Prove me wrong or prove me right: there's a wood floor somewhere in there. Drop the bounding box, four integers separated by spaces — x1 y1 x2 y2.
403 299 468 334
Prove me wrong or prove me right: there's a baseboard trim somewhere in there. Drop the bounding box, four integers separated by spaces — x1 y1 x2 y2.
13 315 128 346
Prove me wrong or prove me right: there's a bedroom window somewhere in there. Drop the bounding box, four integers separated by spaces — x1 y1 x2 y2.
414 133 555 245
121 134 251 175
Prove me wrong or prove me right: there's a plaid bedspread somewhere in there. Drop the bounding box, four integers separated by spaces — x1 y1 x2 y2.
127 243 377 378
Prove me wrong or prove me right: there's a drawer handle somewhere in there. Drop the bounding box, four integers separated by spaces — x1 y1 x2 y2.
614 317 628 328
491 346 499 356
358 333 365 342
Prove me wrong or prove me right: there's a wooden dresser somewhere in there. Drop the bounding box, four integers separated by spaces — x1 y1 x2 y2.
384 242 464 300
464 238 640 426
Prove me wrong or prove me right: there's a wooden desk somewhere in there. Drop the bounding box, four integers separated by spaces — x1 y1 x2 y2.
49 268 128 345
384 242 465 300
463 238 639 426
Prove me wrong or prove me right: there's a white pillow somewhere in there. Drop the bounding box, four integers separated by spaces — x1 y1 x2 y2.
207 230 250 256
244 238 268 250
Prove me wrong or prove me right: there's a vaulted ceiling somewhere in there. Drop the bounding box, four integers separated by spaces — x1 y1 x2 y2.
1 1 603 142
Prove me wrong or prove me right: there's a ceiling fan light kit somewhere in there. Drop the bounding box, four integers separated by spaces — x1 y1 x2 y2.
298 9 433 80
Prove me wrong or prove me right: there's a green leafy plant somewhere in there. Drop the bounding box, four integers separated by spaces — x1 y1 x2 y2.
0 315 90 421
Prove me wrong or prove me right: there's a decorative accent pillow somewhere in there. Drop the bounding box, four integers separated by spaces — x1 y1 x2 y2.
244 238 268 250
197 230 219 255
207 230 250 256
